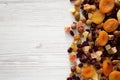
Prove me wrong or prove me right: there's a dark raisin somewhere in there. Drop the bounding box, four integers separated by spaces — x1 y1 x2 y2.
76 76 80 80
78 63 83 67
82 10 88 19
70 30 74 36
94 2 99 9
79 54 88 63
82 41 89 47
91 58 97 64
89 49 93 53
88 0 94 4
67 77 72 80
68 47 73 53
91 23 97 28
71 66 76 72
94 63 101 69
77 44 82 48
70 0 75 2
86 29 90 32
92 45 98 52
112 54 118 60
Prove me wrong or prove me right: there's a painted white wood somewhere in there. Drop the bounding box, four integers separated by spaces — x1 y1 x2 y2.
0 0 75 80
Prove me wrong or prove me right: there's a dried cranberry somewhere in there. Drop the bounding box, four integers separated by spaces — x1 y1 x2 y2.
67 47 73 53
70 30 74 36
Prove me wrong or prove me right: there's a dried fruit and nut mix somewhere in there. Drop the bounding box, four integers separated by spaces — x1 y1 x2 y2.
65 0 120 80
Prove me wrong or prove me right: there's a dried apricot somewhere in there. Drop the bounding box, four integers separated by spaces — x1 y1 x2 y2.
81 66 95 78
102 59 113 77
103 19 119 32
69 52 76 63
109 71 120 80
99 0 115 14
97 31 108 46
91 10 105 24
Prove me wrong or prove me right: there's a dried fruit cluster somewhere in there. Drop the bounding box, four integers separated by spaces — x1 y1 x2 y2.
65 0 120 80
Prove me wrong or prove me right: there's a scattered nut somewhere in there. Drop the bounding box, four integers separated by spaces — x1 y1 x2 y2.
108 35 114 40
112 60 120 65
83 4 96 11
86 19 92 25
70 8 76 15
80 16 86 22
74 34 80 40
114 30 120 37
74 11 80 21
64 26 71 32
76 66 81 74
71 23 77 29
88 33 93 41
74 0 81 6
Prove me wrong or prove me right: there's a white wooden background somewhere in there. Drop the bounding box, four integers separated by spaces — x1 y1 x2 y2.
0 0 75 80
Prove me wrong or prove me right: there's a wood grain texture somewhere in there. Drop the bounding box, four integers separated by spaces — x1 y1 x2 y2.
0 0 74 80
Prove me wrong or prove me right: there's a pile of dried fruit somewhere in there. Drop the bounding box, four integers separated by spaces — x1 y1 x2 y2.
65 0 120 80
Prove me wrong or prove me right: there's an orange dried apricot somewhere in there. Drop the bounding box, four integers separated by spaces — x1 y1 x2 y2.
69 52 76 63
99 0 115 14
109 71 120 80
102 59 113 77
103 18 119 32
81 66 95 78
97 31 108 46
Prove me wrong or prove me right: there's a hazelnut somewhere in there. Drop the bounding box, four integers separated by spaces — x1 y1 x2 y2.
74 6 80 12
108 35 114 40
74 34 80 40
70 8 76 15
71 66 76 72
86 19 92 25
69 72 74 77
71 23 77 29
76 66 81 74
112 60 120 65
114 30 120 37
74 0 81 6
80 16 86 22
88 33 92 41
64 26 71 32
74 11 80 21
78 27 84 33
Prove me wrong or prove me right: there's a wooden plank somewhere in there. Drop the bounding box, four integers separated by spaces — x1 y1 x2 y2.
0 0 73 80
